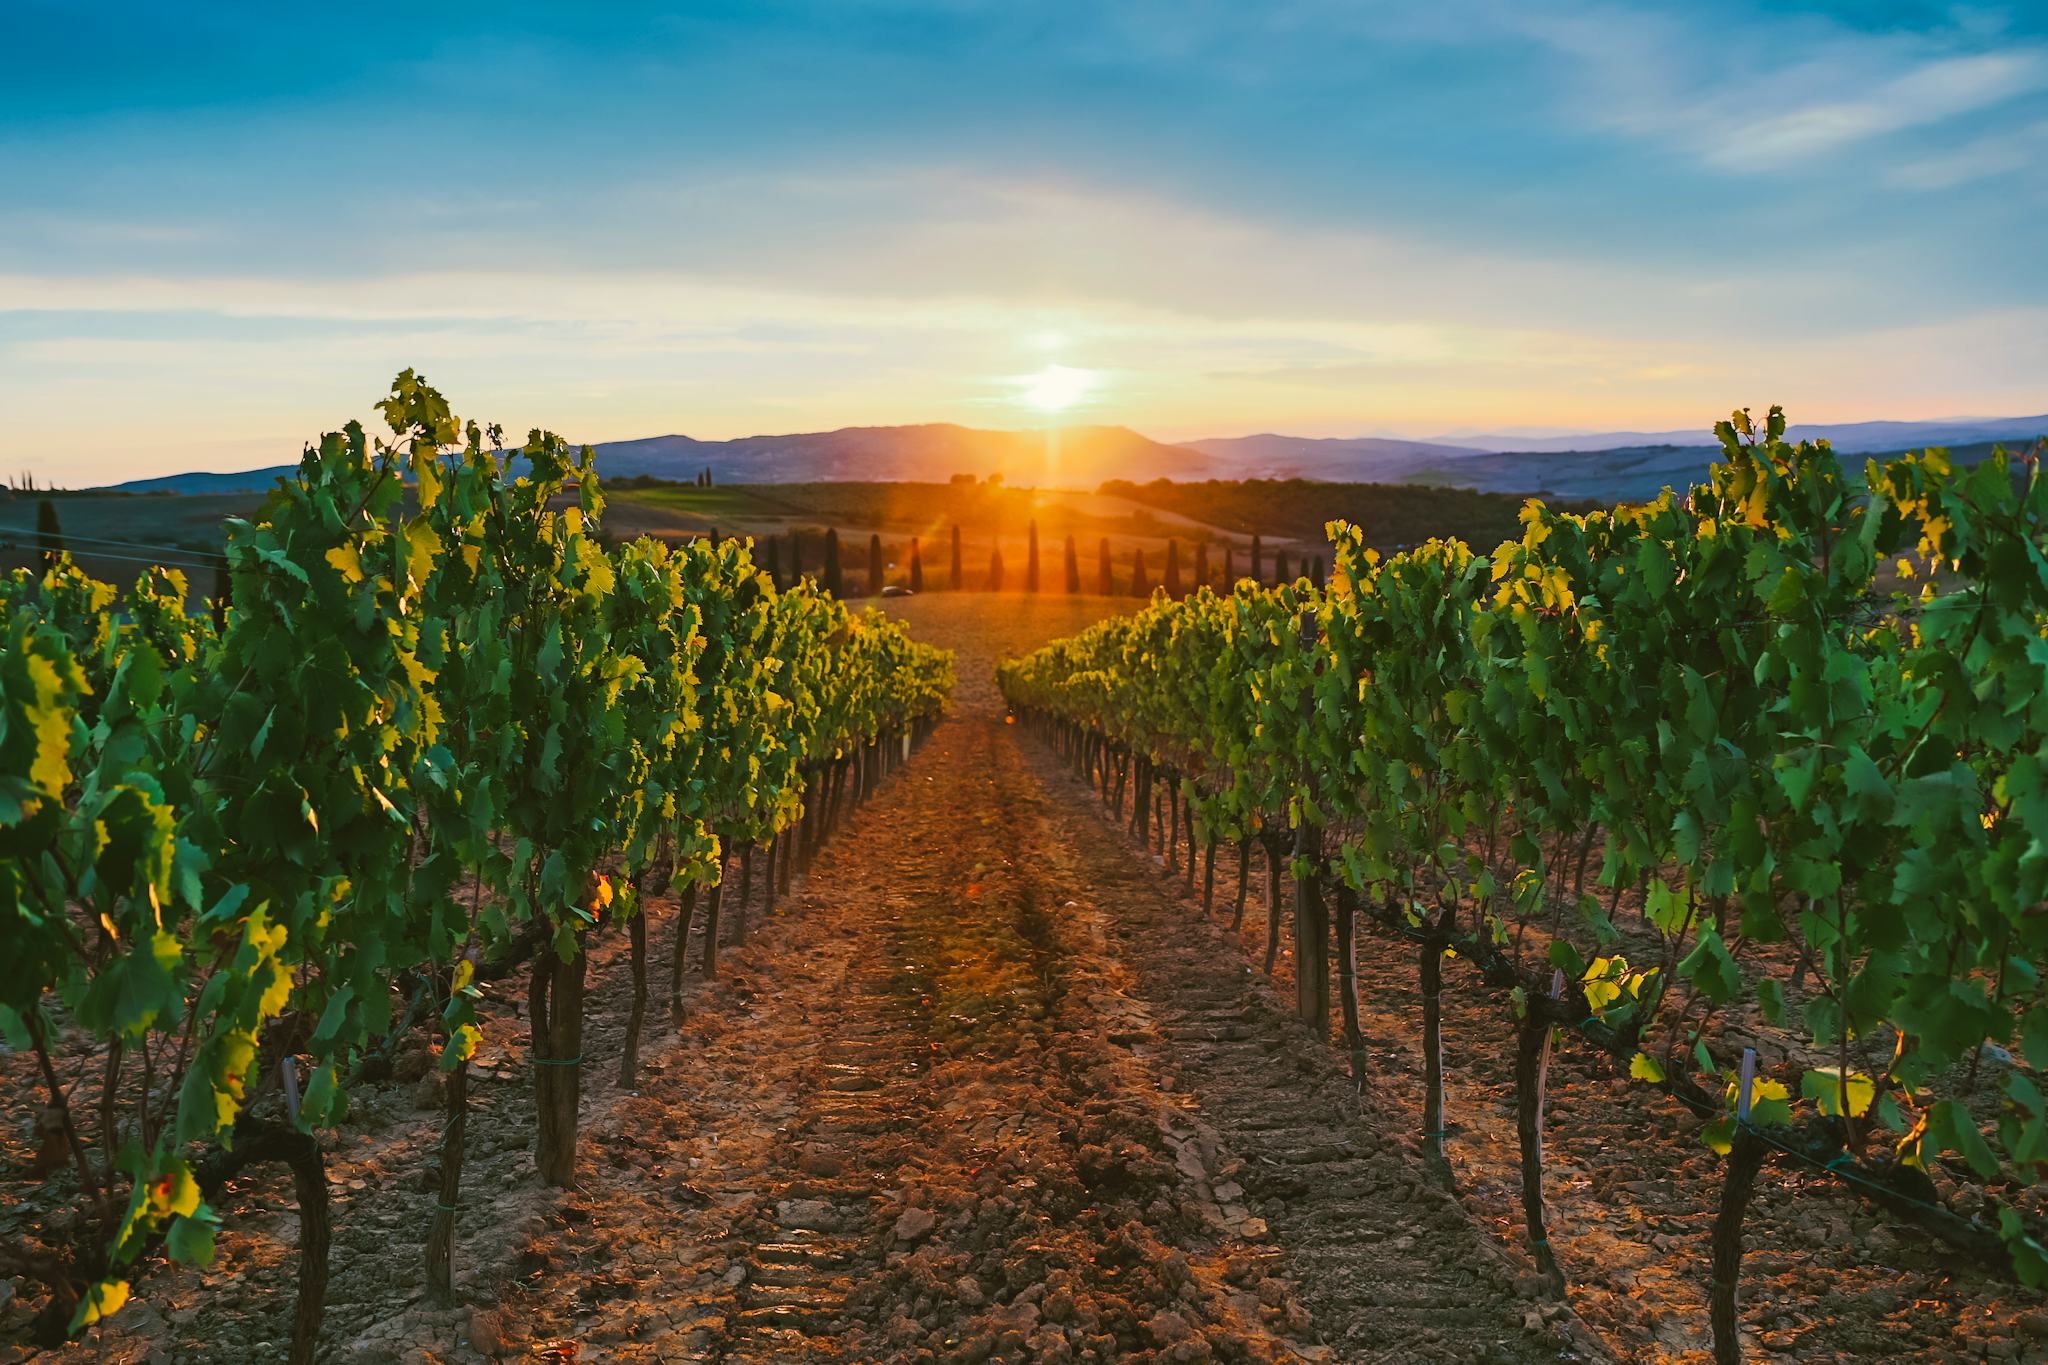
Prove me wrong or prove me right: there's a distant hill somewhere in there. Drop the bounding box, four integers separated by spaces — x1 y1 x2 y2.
100 422 1214 494
1401 438 2041 503
1182 417 2043 502
1180 434 1482 482
109 467 297 495
1401 444 1725 502
92 413 2047 504
1419 415 2048 456
589 422 1213 485
1100 477 1598 552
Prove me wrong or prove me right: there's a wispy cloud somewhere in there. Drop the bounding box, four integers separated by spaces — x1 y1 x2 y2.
1887 116 2048 189
1480 2 2048 171
1 1 2043 482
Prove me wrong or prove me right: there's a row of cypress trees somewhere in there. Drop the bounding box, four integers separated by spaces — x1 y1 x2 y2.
736 520 1322 599
18 499 1317 605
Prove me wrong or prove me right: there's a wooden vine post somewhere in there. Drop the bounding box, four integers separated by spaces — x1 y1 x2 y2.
1232 834 1253 929
1332 882 1366 1087
1420 928 1447 1171
531 942 588 1187
1261 834 1287 974
1711 1048 1769 1365
1514 969 1566 1289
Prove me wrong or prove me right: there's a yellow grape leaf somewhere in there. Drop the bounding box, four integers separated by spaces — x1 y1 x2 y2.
324 544 364 583
145 1165 201 1220
442 1024 481 1070
1630 1052 1666 1084
257 958 293 1018
1802 1067 1876 1118
1750 1076 1789 1105
413 455 442 508
70 1278 130 1331
212 1027 259 1133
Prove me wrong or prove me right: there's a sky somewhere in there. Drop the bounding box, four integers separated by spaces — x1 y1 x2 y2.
4 0 2046 485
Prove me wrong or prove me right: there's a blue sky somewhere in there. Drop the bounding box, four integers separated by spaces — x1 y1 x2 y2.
4 0 2045 482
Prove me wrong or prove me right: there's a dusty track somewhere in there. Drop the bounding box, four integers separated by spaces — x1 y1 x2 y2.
25 701 1573 1363
465 713 1567 1363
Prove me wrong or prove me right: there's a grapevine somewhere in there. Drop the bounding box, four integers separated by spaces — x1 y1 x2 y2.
1000 410 2048 1362
0 373 951 1359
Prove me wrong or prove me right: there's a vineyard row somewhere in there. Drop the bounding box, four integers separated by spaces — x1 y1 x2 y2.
997 409 2048 1364
0 371 954 1359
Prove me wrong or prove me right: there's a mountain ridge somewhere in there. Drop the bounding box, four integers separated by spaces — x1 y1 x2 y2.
90 413 2046 500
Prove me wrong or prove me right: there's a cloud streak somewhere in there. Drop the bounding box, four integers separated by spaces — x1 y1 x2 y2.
1 0 2043 482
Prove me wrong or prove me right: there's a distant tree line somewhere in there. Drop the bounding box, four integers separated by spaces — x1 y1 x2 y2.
728 517 1322 599
1098 476 1599 554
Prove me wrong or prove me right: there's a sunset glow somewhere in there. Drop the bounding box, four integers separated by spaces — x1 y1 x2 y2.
1 3 2042 485
1021 365 1095 414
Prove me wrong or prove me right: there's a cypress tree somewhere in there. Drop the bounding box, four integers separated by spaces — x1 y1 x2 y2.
951 525 963 590
1276 550 1291 583
1309 555 1325 588
1251 533 1264 584
987 543 1005 591
36 498 63 570
788 530 804 582
1224 546 1236 586
910 537 924 592
1194 541 1209 591
1130 548 1149 597
1026 521 1040 592
709 526 720 548
763 536 783 587
869 533 884 595
1064 534 1080 593
1165 540 1182 597
1098 537 1114 596
824 529 844 597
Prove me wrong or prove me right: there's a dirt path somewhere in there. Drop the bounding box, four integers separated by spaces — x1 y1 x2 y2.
1010 738 1601 1365
24 679 1575 1363
454 713 1571 1364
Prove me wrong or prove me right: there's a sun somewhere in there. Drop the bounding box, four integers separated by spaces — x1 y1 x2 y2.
1021 364 1094 414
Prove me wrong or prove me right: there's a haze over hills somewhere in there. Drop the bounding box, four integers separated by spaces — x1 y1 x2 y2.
591 423 1213 485
1180 434 1482 483
104 423 1217 495
1417 414 2048 455
94 412 2045 504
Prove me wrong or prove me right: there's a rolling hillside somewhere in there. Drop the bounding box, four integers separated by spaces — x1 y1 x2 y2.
91 413 2048 505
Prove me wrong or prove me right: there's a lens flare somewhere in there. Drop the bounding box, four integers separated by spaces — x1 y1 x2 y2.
1021 365 1094 413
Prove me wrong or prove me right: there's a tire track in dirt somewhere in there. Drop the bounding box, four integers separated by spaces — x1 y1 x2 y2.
474 714 1337 1363
1004 724 1587 1365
